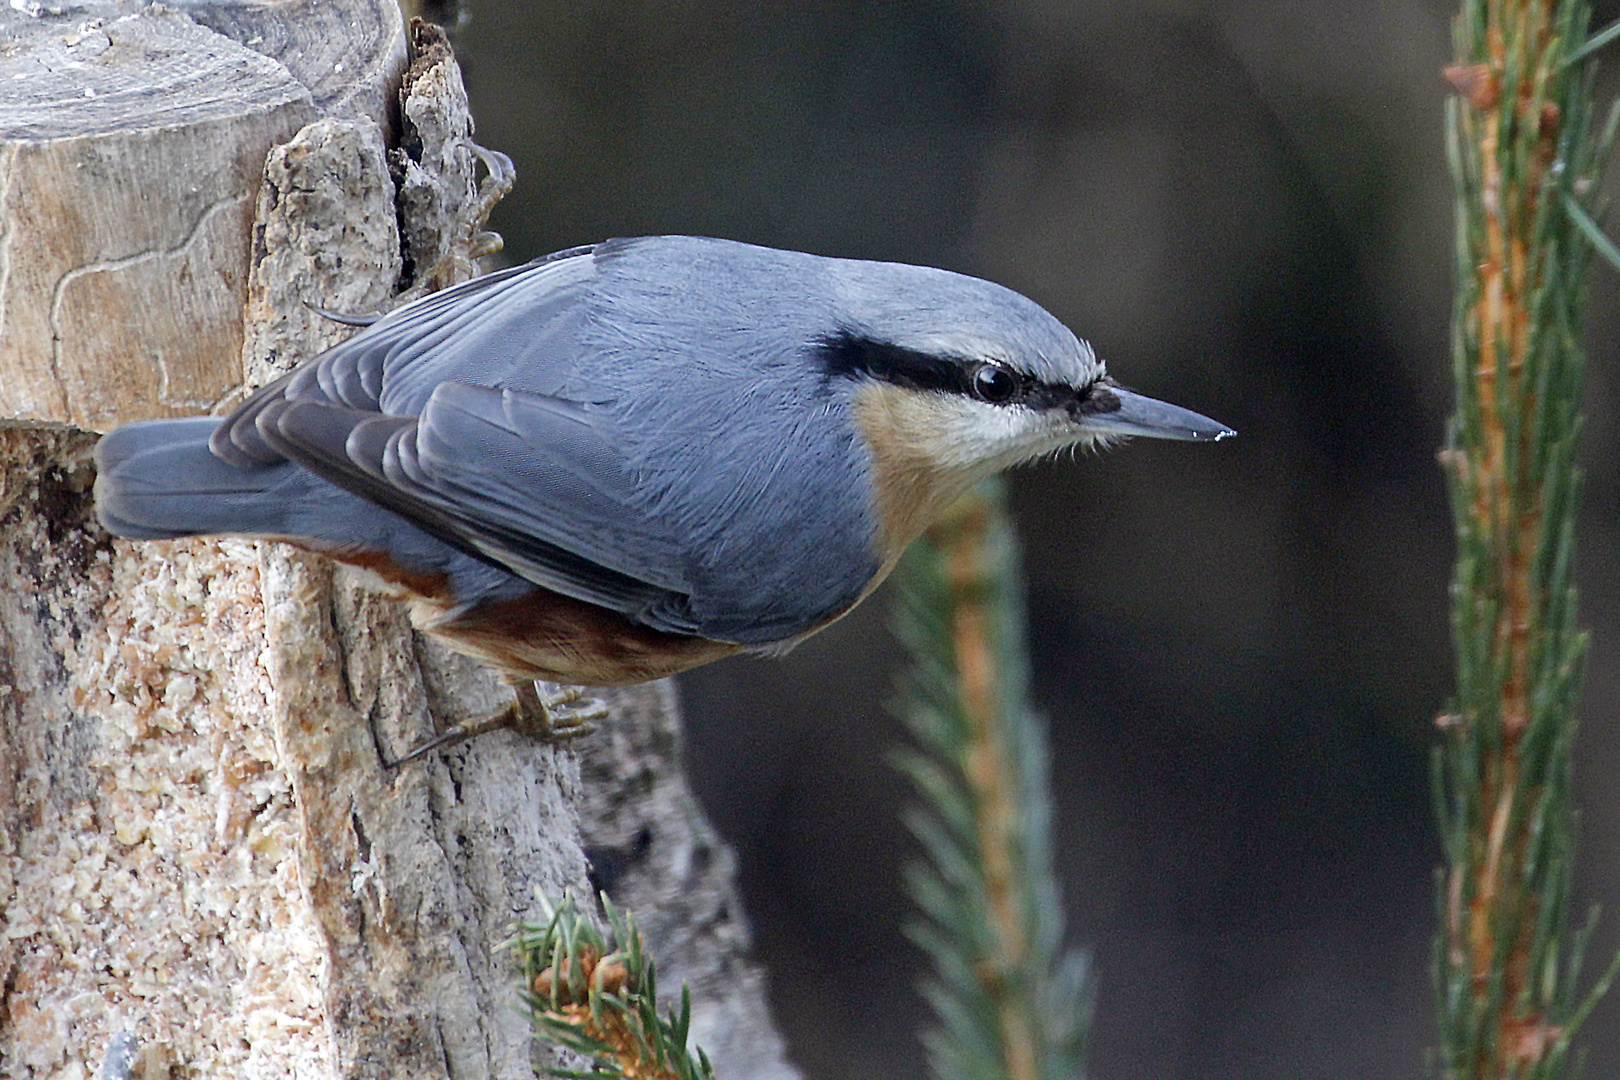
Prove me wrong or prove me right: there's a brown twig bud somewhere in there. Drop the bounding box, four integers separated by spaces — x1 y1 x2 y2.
1444 63 1500 109
594 959 630 996
1504 1017 1564 1063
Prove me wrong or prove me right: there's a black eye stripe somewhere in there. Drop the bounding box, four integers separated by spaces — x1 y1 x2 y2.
818 332 973 396
818 331 1094 409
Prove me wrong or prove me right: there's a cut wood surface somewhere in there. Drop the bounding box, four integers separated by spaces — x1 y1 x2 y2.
0 6 800 1079
0 0 404 430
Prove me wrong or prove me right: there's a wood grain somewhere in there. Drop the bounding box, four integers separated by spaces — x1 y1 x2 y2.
0 1 405 430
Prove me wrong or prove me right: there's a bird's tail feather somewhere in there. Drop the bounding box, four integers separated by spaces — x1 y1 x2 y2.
94 417 307 540
92 419 517 606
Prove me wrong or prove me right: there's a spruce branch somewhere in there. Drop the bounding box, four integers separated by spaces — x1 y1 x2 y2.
1438 0 1618 1075
512 892 717 1080
892 479 1093 1080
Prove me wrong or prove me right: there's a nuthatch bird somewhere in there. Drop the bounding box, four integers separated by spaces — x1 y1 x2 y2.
94 236 1232 757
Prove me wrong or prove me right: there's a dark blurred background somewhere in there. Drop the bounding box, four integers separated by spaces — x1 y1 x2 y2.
453 3 1620 1076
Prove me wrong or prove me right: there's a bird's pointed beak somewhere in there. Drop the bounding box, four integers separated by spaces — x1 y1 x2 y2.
1080 386 1235 442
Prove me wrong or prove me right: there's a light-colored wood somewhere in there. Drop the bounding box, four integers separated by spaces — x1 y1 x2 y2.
0 1 405 430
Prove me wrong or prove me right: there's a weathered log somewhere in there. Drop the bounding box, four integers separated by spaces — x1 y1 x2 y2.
0 5 799 1078
0 0 404 430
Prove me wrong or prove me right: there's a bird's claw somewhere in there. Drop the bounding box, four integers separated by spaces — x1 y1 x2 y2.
385 679 606 766
467 143 515 232
511 683 608 743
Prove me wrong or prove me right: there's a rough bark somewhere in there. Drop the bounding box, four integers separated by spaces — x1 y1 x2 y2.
0 6 799 1080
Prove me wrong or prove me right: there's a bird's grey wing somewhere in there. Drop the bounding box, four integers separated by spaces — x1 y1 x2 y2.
212 246 597 469
259 381 705 635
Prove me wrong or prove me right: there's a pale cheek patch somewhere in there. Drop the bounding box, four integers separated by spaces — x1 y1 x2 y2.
855 383 1091 565
905 396 1078 471
925 399 1040 467
856 383 1090 473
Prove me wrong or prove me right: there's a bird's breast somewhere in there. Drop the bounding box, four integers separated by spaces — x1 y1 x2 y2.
852 381 1002 572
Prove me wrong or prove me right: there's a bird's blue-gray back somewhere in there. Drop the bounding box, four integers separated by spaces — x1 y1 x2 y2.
217 238 904 644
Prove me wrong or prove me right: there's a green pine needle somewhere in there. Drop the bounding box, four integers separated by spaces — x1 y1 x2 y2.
1560 193 1620 273
1563 16 1620 65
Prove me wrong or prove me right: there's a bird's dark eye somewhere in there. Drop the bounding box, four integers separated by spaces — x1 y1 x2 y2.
970 362 1020 404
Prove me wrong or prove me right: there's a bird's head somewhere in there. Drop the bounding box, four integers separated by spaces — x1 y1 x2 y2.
819 259 1233 557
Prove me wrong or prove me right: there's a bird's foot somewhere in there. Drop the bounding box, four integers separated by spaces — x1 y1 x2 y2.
507 680 606 743
464 142 516 260
386 678 607 766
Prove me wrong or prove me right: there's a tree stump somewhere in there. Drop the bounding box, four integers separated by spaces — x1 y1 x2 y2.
0 5 797 1079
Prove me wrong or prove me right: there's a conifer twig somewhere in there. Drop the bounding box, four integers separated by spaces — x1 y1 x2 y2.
1437 1 1620 1075
892 480 1092 1080
512 893 717 1080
